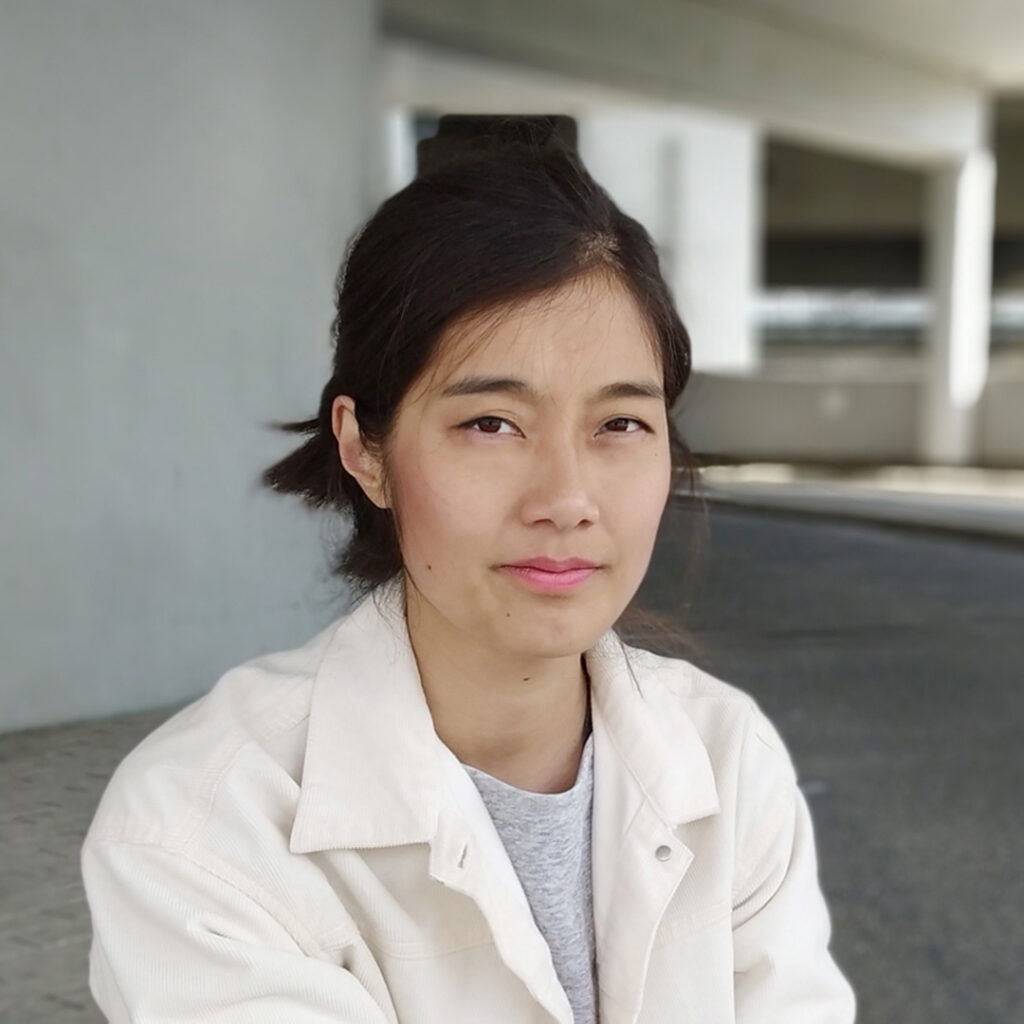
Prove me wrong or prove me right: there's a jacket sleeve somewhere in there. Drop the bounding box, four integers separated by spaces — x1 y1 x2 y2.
730 709 857 1024
81 837 396 1024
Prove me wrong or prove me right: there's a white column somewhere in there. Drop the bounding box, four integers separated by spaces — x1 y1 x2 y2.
920 150 996 464
578 107 760 375
382 107 417 199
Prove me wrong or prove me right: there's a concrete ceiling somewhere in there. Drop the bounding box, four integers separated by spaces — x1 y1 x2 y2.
736 0 1024 88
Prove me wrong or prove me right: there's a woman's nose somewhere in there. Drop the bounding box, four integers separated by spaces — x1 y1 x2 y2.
519 439 600 530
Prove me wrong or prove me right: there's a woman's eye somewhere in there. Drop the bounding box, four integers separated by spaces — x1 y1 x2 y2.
458 416 648 436
463 416 517 435
602 417 648 434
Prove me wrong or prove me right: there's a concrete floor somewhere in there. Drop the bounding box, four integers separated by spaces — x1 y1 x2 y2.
1 709 169 1023
3 503 1023 1023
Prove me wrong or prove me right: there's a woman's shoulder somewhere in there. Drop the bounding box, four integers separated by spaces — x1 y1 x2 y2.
615 638 761 709
84 616 346 851
617 639 798 779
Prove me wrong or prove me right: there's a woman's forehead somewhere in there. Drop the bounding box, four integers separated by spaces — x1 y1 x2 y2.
421 274 661 396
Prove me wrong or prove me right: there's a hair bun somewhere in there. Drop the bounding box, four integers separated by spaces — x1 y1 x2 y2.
415 114 579 176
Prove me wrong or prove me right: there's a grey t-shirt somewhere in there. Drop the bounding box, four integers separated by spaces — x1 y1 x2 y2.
463 734 597 1024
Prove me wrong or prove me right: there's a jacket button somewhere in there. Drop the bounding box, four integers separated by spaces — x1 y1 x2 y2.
655 844 672 862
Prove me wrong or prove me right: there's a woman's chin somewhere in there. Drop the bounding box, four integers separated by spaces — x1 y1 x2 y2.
492 607 616 661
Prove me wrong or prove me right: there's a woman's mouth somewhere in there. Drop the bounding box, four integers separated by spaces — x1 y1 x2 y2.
499 558 601 593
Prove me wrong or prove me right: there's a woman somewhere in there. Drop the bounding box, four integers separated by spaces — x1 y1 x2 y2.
81 136 856 1023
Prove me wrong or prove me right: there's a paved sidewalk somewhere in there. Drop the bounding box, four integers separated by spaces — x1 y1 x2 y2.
698 463 1024 543
1 710 171 1023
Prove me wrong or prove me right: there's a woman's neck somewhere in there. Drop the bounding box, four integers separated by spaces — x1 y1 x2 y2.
405 596 591 794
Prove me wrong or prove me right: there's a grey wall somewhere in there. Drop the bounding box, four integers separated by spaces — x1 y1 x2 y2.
765 111 1024 238
761 121 1024 288
1 0 377 732
981 372 1024 466
680 372 921 464
765 141 925 236
680 369 1024 468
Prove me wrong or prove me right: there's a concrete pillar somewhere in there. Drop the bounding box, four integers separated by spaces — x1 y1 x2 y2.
920 150 996 464
578 107 760 374
0 0 378 731
383 107 418 199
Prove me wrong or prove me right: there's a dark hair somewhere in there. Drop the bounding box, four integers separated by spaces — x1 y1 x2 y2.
262 140 700 606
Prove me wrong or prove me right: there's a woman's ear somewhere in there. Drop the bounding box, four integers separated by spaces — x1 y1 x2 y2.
331 396 389 509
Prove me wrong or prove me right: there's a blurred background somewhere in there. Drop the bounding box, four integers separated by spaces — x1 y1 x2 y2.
2 2 1023 1022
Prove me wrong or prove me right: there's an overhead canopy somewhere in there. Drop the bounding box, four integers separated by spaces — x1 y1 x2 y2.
382 0 991 164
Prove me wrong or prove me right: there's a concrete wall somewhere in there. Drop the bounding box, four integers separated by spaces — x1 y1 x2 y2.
679 365 1024 468
993 99 1024 233
980 369 1024 466
1 0 377 732
765 115 1024 240
679 372 922 464
765 141 925 236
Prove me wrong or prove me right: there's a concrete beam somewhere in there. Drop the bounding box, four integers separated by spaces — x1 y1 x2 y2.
382 0 988 164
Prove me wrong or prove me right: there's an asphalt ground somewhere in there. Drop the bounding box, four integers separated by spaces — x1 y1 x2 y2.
637 499 1024 1024
3 501 1023 1022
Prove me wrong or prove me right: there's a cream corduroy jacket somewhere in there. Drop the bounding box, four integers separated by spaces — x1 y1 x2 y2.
82 584 856 1024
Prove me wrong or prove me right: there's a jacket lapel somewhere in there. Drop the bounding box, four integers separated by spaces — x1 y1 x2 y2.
586 637 721 1024
289 585 441 853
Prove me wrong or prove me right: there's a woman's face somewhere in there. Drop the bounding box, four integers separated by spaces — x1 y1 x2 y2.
383 273 673 662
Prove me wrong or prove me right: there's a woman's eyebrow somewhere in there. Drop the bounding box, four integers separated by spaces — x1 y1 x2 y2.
595 381 665 402
439 376 664 402
440 376 537 399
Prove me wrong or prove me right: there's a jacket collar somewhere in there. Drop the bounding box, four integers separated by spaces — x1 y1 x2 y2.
290 581 719 855
586 635 721 826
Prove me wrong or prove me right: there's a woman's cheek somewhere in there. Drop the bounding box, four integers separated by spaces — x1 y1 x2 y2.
398 460 493 550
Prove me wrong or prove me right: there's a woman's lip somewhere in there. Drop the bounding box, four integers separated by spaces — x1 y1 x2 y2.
499 565 600 593
505 558 600 572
